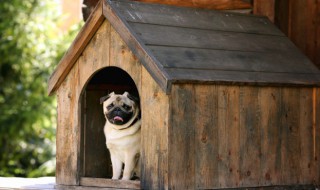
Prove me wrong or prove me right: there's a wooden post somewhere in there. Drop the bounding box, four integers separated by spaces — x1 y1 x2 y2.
253 0 275 22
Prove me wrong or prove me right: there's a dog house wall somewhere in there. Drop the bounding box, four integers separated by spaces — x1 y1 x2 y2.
50 0 320 189
55 19 169 189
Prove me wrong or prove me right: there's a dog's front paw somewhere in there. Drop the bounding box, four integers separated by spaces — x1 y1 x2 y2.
112 176 120 180
121 176 131 180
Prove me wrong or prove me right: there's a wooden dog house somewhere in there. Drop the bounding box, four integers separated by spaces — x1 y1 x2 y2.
48 0 320 189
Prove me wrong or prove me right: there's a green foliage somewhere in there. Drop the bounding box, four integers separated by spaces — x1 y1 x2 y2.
0 0 82 177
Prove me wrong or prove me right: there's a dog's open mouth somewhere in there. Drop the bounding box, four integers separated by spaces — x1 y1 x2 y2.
114 116 124 123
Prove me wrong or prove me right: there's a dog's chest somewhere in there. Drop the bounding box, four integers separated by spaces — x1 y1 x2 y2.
104 125 140 151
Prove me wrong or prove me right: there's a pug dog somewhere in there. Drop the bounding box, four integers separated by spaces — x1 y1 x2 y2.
100 92 141 180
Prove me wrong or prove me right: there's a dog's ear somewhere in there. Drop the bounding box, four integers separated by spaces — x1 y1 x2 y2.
124 92 139 103
100 92 114 104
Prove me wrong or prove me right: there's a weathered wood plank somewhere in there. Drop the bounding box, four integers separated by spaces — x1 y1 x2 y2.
194 85 219 189
103 0 170 93
80 177 140 189
217 86 240 188
239 86 261 187
165 68 320 87
109 26 141 91
280 88 301 184
48 0 105 95
131 23 293 53
131 0 252 10
56 61 80 185
149 46 318 74
259 87 282 186
287 0 319 68
79 20 111 91
169 84 195 189
299 88 315 184
315 87 320 183
112 0 280 36
140 67 169 189
82 90 111 178
253 0 275 22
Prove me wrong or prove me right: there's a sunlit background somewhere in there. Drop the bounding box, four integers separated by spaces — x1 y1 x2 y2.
0 0 83 177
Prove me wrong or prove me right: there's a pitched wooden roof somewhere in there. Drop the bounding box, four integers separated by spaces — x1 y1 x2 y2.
48 0 320 95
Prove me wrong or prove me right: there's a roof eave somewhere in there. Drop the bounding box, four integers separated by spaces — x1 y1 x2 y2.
47 0 105 96
103 0 172 94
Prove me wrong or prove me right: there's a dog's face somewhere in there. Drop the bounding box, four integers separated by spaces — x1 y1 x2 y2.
100 92 139 126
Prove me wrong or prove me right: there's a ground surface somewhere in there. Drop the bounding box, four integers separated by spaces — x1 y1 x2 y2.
0 177 55 190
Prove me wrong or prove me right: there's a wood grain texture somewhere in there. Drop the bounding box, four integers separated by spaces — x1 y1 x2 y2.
259 87 282 186
113 0 279 36
165 68 320 87
109 26 141 90
103 0 170 93
239 87 261 187
299 88 314 184
79 21 111 89
217 86 240 188
131 23 292 53
253 0 275 22
280 88 301 184
149 46 318 74
287 0 319 69
48 0 105 95
56 61 80 185
140 67 169 189
80 177 140 189
105 0 320 91
82 90 111 178
315 88 320 183
132 0 252 10
169 84 196 189
194 85 219 188
166 85 319 189
274 0 320 69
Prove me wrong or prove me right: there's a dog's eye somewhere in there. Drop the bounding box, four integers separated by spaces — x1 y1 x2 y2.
107 103 114 110
123 104 131 111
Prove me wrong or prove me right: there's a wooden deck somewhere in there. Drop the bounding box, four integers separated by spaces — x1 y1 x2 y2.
0 177 55 190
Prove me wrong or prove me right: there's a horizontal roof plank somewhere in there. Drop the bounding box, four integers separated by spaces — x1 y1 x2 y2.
48 0 105 95
149 46 319 74
130 0 252 10
130 23 294 53
113 0 283 36
165 68 320 87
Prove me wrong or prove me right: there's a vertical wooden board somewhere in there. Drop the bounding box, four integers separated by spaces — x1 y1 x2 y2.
280 88 301 184
83 90 112 178
316 3 320 69
253 0 275 22
79 21 111 90
274 0 290 35
239 86 261 187
299 88 314 184
56 61 80 185
288 0 317 63
259 87 282 186
217 85 240 188
140 67 168 189
194 85 219 189
169 84 196 189
110 26 141 92
316 88 320 183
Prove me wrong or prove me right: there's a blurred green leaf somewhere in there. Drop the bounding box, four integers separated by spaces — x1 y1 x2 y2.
0 0 83 177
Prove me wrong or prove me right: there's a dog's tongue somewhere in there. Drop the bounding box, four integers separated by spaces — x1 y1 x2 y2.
114 116 123 122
